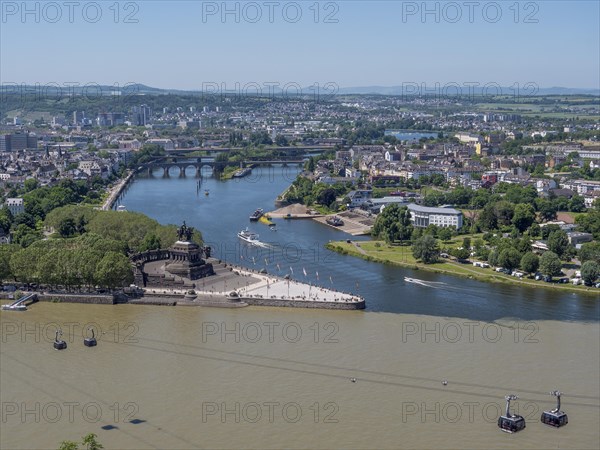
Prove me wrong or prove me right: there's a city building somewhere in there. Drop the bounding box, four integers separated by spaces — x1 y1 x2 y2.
3 198 24 216
407 204 463 229
131 105 152 126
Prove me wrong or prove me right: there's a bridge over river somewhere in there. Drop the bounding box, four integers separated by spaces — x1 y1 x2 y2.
140 157 305 177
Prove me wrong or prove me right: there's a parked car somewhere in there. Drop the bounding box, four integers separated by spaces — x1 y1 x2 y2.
558 277 569 284
544 275 553 282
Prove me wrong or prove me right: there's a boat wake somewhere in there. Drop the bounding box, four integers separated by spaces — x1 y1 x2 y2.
404 277 446 288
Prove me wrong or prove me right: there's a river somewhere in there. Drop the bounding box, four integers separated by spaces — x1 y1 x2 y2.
1 166 598 449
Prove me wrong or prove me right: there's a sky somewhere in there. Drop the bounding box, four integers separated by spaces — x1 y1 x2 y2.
1 0 599 90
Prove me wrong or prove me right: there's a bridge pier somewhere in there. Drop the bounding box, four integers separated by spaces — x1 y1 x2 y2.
179 165 186 178
162 166 170 178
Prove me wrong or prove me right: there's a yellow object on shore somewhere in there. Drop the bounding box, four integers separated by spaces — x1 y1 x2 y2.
259 215 274 226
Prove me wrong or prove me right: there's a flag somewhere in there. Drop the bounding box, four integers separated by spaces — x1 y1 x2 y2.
316 271 319 280
329 276 333 284
303 268 307 277
276 263 281 272
265 258 268 265
290 267 294 275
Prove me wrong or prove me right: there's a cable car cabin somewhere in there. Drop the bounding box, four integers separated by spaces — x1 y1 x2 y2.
498 415 526 433
541 410 568 428
498 394 526 433
541 391 568 428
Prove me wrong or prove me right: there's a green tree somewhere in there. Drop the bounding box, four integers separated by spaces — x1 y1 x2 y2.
57 217 77 237
372 204 413 243
520 252 539 274
462 237 471 249
576 209 600 239
488 248 499 267
581 261 600 285
94 252 133 289
568 195 585 212
139 233 162 252
477 203 498 231
536 199 558 222
579 241 600 264
498 248 522 271
58 433 103 450
539 251 562 277
451 247 470 261
0 244 19 280
512 203 536 233
547 230 570 259
494 201 515 227
438 227 452 242
82 433 103 450
316 188 337 208
412 235 439 264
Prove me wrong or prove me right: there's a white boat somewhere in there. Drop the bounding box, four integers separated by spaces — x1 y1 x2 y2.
238 228 259 244
116 205 127 212
1 304 27 311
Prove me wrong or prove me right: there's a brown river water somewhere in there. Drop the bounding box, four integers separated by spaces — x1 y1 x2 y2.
1 302 598 449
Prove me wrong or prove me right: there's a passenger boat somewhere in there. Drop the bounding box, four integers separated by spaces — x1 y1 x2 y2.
238 228 260 244
326 216 344 226
249 208 264 221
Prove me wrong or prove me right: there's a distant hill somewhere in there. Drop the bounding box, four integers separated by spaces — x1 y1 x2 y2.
336 85 600 96
3 83 599 97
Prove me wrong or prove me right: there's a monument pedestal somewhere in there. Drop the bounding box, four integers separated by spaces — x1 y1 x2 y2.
165 241 214 280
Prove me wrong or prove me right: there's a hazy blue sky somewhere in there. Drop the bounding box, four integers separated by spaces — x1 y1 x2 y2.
1 1 599 89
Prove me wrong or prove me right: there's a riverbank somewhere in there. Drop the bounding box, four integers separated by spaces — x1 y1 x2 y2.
101 170 135 210
327 240 600 296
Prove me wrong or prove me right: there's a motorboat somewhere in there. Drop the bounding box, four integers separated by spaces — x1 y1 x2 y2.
249 208 264 221
326 216 344 226
238 228 259 244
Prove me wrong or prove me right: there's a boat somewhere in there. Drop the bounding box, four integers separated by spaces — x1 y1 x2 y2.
233 167 252 178
238 228 260 244
326 216 344 226
205 190 210 196
116 205 127 212
1 304 27 311
249 208 264 221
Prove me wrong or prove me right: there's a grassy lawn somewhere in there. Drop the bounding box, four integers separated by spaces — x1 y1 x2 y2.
327 240 600 295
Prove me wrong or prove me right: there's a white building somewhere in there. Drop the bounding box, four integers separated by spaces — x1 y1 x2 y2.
147 138 175 151
4 198 24 216
407 204 463 229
